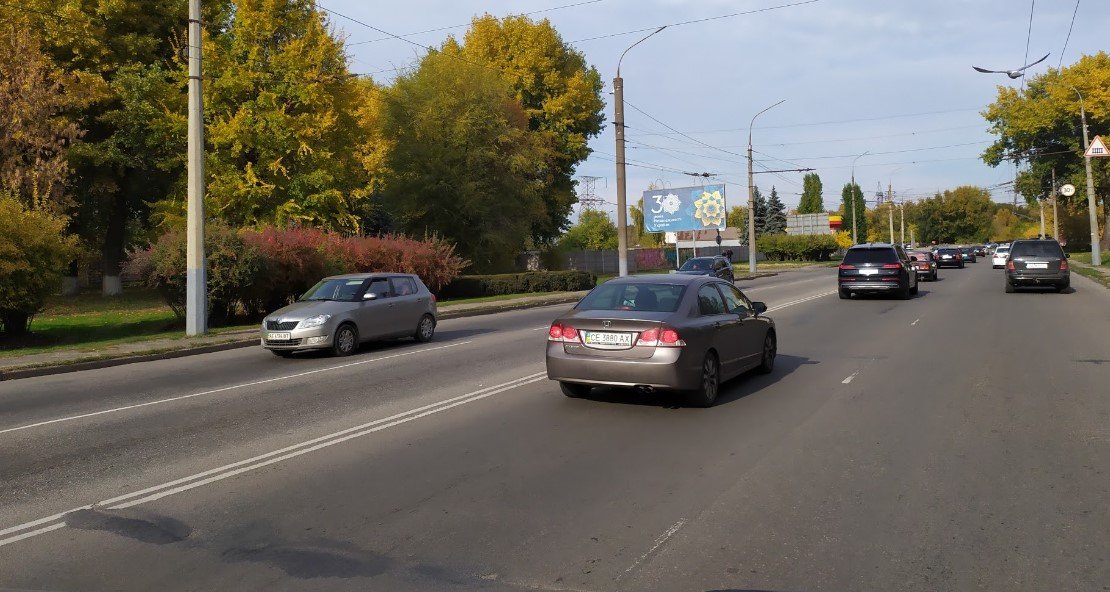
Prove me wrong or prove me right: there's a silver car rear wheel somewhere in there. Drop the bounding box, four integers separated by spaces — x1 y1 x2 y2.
686 353 720 408
414 314 435 342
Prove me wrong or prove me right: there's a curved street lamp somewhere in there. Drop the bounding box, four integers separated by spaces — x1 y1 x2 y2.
746 99 786 274
849 150 870 244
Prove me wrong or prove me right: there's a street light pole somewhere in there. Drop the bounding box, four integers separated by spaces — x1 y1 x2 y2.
899 201 905 245
747 100 785 274
186 0 207 335
850 151 869 245
614 26 666 278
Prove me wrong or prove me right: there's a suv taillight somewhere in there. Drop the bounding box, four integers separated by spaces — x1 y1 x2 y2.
1059 259 1069 271
838 264 856 270
1006 260 1015 271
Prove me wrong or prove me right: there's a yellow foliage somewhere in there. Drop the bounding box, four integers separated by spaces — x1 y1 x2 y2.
834 231 853 249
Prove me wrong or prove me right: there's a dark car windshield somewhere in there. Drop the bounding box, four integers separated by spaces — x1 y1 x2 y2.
1010 241 1065 258
578 282 686 313
679 258 715 272
843 248 899 265
937 248 959 255
301 278 367 302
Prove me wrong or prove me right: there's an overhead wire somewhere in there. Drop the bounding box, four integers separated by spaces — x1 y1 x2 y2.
568 0 823 43
1021 0 1035 91
627 107 983 138
1058 0 1081 69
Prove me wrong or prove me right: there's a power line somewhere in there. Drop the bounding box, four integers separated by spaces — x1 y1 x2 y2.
624 100 746 159
347 0 606 46
569 0 823 43
754 141 992 162
1021 0 1035 91
628 107 982 137
1058 0 1081 69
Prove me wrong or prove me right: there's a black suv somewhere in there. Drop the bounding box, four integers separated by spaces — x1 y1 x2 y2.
838 243 919 299
675 256 735 282
1004 239 1070 293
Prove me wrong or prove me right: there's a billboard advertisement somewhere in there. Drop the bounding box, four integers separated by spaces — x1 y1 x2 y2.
642 185 727 233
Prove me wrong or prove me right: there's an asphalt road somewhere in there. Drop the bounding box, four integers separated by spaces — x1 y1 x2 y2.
2 265 1109 591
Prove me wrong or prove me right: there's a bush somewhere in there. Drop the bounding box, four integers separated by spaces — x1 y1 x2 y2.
0 197 78 335
128 226 469 322
756 233 839 261
439 271 596 299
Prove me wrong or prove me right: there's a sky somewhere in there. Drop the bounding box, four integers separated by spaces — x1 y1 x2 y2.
324 0 1107 215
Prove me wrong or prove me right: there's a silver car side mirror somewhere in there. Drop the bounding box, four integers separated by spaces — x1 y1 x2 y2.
363 292 377 300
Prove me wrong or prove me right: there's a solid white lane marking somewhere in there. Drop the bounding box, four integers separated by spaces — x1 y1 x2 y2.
0 341 471 436
842 372 859 384
912 319 920 326
621 518 688 577
0 371 547 548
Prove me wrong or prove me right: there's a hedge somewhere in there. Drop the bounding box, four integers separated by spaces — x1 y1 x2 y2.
127 224 468 324
439 271 596 299
756 233 839 261
0 197 78 335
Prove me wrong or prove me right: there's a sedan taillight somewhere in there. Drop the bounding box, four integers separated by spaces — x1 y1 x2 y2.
636 326 685 347
548 323 579 342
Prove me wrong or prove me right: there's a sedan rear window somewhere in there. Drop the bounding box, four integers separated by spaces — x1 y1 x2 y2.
679 258 715 272
843 248 899 265
1010 242 1065 258
578 283 686 312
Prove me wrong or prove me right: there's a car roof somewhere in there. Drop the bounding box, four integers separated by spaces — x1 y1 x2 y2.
322 272 414 281
610 273 710 285
848 242 898 249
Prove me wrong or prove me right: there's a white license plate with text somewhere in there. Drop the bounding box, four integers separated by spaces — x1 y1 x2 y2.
267 332 291 341
1027 263 1048 269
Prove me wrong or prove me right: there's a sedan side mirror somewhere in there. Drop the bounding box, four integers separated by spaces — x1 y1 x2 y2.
363 292 377 300
752 301 768 315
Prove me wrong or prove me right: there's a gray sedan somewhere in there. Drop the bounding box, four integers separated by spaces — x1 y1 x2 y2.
545 274 776 407
261 273 437 357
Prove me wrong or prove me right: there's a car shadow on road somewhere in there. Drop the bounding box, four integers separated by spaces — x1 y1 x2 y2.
576 354 817 409
271 329 497 361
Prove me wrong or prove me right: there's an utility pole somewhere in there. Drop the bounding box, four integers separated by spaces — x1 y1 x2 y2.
747 100 786 274
186 0 207 335
899 201 905 246
887 182 895 243
613 27 666 278
850 151 869 245
1052 168 1060 241
1079 101 1100 264
1039 199 1046 239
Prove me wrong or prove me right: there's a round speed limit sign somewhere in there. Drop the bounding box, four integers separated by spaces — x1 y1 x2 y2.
1060 183 1076 197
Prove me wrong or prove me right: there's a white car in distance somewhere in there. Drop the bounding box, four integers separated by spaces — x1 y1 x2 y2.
992 244 1011 269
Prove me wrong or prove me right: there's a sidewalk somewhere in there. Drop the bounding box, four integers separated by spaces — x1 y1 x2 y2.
1070 260 1110 288
0 269 788 381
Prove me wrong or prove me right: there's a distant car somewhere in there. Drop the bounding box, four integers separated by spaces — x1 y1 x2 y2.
674 256 735 282
261 273 437 357
546 275 775 407
935 247 965 268
908 250 938 281
837 243 919 299
991 244 1011 268
974 244 987 257
959 246 978 263
1005 239 1070 293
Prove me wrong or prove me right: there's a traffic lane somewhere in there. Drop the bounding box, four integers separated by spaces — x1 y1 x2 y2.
0 303 571 429
629 258 1110 590
0 273 937 591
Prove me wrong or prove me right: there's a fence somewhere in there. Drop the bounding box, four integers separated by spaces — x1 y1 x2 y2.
521 246 762 274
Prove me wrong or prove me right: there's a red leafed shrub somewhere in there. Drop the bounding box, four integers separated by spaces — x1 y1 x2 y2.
129 225 469 322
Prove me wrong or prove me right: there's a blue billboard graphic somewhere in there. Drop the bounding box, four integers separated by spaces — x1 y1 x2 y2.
642 185 727 233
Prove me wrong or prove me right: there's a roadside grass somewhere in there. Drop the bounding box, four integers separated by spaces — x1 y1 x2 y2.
1073 265 1110 289
439 291 557 305
1071 251 1110 267
0 289 254 358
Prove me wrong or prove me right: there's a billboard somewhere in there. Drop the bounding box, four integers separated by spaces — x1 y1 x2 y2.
642 185 726 233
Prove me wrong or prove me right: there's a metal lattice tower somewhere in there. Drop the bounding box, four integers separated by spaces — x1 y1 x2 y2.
577 175 605 216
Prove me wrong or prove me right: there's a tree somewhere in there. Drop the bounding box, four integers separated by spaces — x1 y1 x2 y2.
378 46 551 271
24 0 233 295
727 205 748 235
751 186 768 239
989 207 1028 242
840 182 867 243
629 200 661 247
764 186 787 234
798 173 824 214
914 186 996 244
0 196 78 335
0 15 82 214
560 210 618 250
982 52 1109 248
460 15 606 244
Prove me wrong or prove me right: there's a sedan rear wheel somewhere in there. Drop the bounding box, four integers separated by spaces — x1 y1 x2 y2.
686 352 720 408
758 331 776 374
414 314 436 342
332 323 358 356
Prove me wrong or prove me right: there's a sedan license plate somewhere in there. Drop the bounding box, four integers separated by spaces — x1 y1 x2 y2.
1027 262 1048 269
583 331 632 347
267 332 291 341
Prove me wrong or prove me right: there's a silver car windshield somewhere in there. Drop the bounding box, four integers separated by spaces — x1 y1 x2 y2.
301 278 368 302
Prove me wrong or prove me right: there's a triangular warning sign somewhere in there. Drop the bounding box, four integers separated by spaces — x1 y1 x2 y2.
1085 135 1108 158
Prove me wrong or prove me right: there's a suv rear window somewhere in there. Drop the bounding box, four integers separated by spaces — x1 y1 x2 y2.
1010 241 1064 258
843 247 899 265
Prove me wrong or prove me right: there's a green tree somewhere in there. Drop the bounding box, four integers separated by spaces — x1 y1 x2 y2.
378 46 550 271
765 186 787 234
798 173 824 214
989 206 1028 241
982 52 1109 248
727 205 748 234
629 200 661 247
560 210 618 250
0 196 78 335
914 186 996 244
840 182 867 243
460 15 605 244
752 186 768 239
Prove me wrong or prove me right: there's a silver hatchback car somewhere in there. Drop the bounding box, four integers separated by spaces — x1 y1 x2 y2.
261 273 437 357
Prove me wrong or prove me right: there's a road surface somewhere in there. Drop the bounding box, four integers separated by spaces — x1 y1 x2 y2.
1 265 1108 591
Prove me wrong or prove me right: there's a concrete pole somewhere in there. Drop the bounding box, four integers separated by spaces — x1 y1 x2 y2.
186 0 207 335
1039 200 1046 239
1080 103 1100 264
850 151 869 245
613 75 629 277
899 202 905 245
1052 168 1060 241
888 182 895 243
747 100 785 274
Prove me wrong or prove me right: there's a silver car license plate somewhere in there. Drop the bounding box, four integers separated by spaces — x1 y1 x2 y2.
267 332 291 341
583 331 632 347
